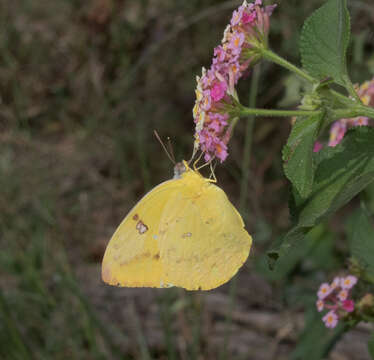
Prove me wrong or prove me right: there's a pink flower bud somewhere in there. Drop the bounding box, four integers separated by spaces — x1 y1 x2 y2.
342 299 355 313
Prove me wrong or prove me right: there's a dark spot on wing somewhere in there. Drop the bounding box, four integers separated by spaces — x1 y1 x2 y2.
153 253 160 260
133 214 139 221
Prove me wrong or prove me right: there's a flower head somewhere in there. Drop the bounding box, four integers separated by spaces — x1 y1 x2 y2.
193 0 276 162
316 274 358 329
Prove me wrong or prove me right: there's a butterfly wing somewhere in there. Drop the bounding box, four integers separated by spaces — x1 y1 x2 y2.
102 179 183 288
158 172 252 290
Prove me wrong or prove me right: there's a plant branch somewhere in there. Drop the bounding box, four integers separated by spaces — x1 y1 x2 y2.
239 107 322 118
260 48 316 84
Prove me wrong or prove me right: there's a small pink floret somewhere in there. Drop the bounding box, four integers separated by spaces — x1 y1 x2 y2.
228 32 245 55
342 299 355 313
231 8 244 26
215 140 228 162
330 277 341 289
242 11 257 25
265 4 277 16
313 141 323 153
322 310 338 329
337 289 348 302
211 81 227 102
328 121 347 147
341 275 357 290
318 283 332 300
316 299 324 312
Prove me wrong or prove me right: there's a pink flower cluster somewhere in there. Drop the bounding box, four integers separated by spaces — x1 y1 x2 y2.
329 78 374 147
316 275 357 329
193 0 276 162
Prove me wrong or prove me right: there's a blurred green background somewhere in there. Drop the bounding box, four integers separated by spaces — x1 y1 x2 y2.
1 0 374 359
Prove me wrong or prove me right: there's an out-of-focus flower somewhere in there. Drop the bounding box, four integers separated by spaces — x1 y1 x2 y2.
323 310 338 329
193 0 277 162
316 299 324 312
337 289 348 302
313 141 323 153
341 275 357 290
342 300 355 313
328 77 374 147
331 277 341 289
318 283 332 300
316 275 358 329
329 120 347 147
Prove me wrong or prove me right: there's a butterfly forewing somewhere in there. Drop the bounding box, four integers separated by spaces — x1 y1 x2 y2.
102 179 182 287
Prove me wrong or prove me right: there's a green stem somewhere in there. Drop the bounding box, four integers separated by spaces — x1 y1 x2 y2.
260 48 316 84
239 107 322 118
329 89 356 106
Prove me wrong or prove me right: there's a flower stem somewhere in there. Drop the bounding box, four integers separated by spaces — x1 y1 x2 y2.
260 48 316 84
239 107 322 118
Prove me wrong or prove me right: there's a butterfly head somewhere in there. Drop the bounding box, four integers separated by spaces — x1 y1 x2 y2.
173 160 190 179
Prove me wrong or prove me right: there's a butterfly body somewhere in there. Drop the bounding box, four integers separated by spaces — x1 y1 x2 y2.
102 161 252 290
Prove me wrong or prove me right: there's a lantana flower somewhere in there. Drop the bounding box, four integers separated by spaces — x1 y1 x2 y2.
193 0 276 162
316 275 358 329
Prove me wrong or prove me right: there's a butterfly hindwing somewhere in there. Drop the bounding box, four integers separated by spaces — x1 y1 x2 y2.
157 172 252 290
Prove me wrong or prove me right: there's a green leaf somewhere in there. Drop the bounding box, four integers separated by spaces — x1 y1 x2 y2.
269 127 374 262
347 207 374 280
261 224 334 280
283 114 323 198
300 0 351 86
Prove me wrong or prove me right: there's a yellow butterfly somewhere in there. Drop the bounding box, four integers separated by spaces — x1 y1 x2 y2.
101 160 252 291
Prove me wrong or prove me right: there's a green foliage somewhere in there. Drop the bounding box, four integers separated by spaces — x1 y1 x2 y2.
347 206 374 280
270 127 374 262
300 0 351 87
259 224 337 281
283 114 323 198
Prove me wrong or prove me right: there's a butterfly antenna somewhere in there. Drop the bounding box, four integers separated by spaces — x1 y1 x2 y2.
166 136 176 163
154 130 176 165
